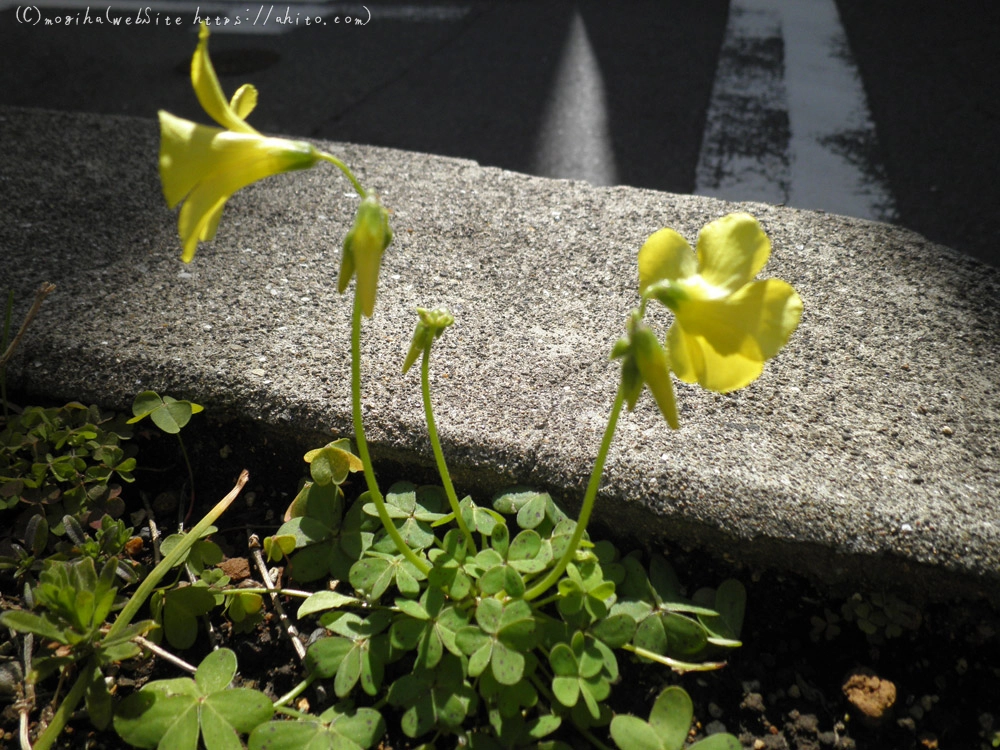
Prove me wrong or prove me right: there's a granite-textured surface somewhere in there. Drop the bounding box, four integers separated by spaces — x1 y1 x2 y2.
2 106 998 604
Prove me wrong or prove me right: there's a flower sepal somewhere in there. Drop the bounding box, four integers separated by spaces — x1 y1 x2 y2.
612 311 679 430
403 307 455 374
641 279 689 311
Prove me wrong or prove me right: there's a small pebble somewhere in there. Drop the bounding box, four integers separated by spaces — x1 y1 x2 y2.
705 720 727 735
818 730 840 747
941 426 953 436
708 702 723 719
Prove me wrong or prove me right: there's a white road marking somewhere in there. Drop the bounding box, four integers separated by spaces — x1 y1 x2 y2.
533 10 618 187
696 0 896 222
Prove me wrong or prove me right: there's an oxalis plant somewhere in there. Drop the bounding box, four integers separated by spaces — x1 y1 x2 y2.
2 26 804 750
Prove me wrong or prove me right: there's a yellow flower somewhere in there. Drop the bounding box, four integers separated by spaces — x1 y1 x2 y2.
638 213 803 393
158 25 321 262
338 192 393 318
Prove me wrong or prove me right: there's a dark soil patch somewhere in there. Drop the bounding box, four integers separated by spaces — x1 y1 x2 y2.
2 407 998 749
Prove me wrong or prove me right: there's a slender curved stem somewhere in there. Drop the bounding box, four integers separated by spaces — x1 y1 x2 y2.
350 296 430 575
421 347 476 553
108 470 248 638
274 675 315 708
318 152 365 197
0 282 55 369
31 655 95 750
523 384 626 601
621 643 727 673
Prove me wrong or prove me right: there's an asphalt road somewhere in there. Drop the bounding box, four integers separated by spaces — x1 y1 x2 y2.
1 0 996 267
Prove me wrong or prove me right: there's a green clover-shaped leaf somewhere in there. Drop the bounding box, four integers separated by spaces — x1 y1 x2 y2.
387 655 476 738
115 649 273 749
152 583 217 650
128 391 203 434
610 685 741 750
350 552 424 601
249 703 385 750
303 439 363 487
314 611 393 697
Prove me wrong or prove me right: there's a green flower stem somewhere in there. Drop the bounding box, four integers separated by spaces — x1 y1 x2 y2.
421 347 476 554
319 152 365 197
528 592 562 609
31 655 96 750
350 295 431 576
524 384 626 602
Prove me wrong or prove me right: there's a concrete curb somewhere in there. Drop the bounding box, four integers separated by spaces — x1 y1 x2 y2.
3 106 998 605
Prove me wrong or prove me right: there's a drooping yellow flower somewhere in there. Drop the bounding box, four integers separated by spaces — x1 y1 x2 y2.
638 213 803 393
158 25 321 262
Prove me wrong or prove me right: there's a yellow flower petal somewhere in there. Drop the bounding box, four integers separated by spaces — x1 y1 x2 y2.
191 24 257 135
674 279 803 361
158 111 204 207
637 227 697 295
667 320 765 393
229 84 259 121
179 196 226 263
158 111 319 262
694 213 770 295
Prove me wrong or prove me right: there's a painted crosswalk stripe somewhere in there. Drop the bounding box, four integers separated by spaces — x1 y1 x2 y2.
695 0 896 222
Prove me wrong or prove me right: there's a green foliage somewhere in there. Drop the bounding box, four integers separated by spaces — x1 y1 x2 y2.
610 685 740 750
0 556 156 729
265 466 746 747
840 591 922 644
127 390 203 435
115 648 274 749
267 439 365 580
249 703 385 750
0 402 135 537
1 557 135 659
